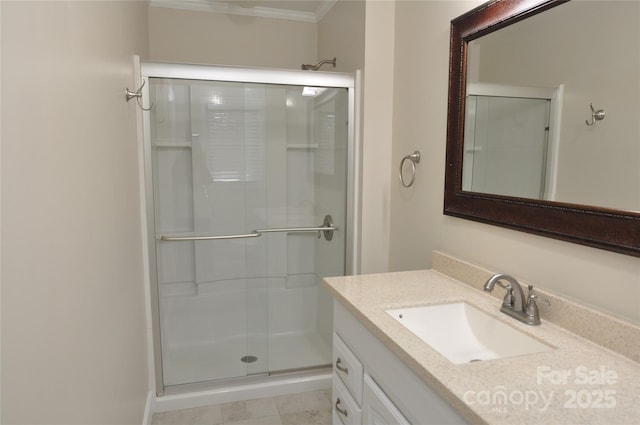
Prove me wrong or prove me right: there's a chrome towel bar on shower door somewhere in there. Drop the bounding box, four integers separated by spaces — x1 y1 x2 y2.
160 214 337 242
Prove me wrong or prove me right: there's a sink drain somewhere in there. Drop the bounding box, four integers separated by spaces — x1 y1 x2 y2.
469 359 482 363
240 355 258 363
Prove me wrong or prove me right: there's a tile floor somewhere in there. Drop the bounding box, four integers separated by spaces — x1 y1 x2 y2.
151 389 332 425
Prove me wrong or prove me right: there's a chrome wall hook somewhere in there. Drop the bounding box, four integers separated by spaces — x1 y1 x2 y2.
585 103 605 126
125 79 153 111
399 150 421 188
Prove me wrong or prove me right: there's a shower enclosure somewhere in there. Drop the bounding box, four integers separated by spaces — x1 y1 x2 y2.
462 83 563 201
140 62 357 396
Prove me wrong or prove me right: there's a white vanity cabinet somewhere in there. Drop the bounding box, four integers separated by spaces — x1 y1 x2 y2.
362 375 411 425
332 334 363 424
331 300 468 425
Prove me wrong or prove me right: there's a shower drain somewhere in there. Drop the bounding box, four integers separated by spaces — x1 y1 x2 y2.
240 355 258 363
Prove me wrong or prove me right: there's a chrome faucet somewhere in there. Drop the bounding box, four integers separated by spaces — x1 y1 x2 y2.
483 273 549 326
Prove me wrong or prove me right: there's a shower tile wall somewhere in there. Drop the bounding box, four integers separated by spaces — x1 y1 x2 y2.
150 79 345 386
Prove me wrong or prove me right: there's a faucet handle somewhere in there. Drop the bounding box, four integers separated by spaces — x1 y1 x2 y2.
496 281 511 290
500 283 514 308
492 280 514 308
526 286 551 325
525 286 539 325
527 285 551 306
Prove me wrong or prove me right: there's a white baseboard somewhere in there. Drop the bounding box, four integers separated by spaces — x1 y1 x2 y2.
142 391 155 425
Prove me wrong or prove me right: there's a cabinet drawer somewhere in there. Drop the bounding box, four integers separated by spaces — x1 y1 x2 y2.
333 373 362 425
333 333 364 403
363 374 411 425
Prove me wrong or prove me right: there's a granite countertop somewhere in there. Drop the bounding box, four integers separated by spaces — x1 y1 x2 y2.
323 269 640 425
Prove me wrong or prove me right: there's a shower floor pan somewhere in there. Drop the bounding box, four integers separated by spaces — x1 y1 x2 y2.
163 330 331 387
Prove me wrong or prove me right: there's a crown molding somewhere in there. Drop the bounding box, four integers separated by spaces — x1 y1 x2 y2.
315 0 338 22
150 0 337 23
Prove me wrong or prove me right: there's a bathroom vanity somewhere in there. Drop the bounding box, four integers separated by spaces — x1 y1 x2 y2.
331 300 467 425
324 252 640 425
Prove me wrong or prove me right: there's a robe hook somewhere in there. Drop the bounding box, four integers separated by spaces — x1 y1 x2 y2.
585 103 605 126
125 79 153 111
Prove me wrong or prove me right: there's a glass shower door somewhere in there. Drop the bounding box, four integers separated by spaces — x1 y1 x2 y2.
463 95 551 198
149 77 348 387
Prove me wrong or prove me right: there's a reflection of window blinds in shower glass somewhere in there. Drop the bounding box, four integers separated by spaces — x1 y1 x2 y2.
203 88 265 182
316 111 335 175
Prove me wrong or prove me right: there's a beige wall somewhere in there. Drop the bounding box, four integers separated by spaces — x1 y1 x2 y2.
386 1 640 323
360 0 395 273
148 1 365 72
318 0 365 73
1 1 149 423
148 6 317 68
0 1 3 415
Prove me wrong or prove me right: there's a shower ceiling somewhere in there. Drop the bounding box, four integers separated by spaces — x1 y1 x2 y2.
150 0 337 23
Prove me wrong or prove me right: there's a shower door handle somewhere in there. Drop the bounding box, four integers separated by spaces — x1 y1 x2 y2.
255 214 337 241
160 232 260 241
160 215 337 242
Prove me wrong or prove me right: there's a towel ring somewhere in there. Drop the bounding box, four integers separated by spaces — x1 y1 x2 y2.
399 151 421 188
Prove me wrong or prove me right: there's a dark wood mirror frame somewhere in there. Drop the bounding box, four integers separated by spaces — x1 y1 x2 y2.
444 0 640 257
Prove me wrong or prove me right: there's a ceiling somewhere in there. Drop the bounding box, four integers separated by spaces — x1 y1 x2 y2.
150 0 338 23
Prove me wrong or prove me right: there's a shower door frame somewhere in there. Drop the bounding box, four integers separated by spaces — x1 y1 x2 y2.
139 61 361 397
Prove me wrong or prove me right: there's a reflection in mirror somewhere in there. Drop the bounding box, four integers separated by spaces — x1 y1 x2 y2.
463 83 558 200
444 0 640 257
463 0 639 212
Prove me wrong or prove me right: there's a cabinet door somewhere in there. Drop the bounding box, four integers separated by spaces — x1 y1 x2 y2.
334 333 364 403
362 375 411 425
333 373 363 425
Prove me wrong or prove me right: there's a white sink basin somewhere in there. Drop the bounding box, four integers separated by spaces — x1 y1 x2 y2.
386 302 552 364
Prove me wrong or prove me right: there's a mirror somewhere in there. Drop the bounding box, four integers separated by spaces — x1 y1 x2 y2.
444 0 640 257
